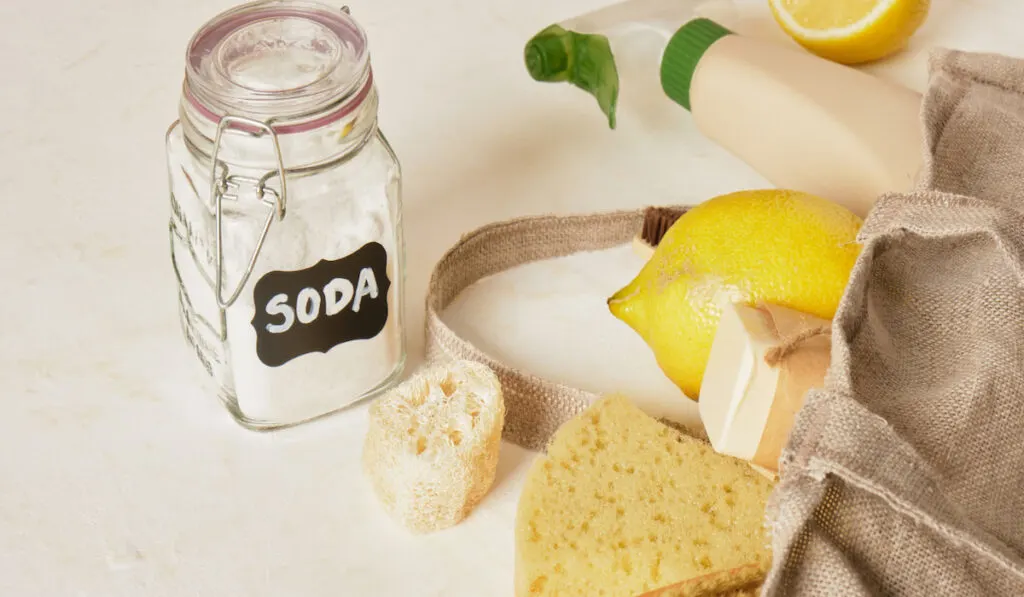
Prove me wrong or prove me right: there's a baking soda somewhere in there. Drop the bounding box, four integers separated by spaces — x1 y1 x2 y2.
227 188 402 423
167 126 405 427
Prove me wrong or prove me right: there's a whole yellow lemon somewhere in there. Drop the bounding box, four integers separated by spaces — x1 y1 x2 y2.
609 189 862 400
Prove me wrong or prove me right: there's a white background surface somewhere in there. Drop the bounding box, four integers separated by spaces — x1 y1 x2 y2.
3 0 1024 595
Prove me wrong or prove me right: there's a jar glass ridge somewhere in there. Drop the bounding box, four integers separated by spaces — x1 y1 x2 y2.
166 0 406 429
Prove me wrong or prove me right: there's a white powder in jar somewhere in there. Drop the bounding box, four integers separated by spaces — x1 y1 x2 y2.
220 171 404 426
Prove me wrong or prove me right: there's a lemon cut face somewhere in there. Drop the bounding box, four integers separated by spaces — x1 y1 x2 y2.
769 0 931 64
608 190 862 400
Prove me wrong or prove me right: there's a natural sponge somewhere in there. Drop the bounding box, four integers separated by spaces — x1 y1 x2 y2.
363 359 505 533
515 395 773 596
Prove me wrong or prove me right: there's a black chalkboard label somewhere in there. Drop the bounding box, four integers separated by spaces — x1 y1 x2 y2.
250 242 391 367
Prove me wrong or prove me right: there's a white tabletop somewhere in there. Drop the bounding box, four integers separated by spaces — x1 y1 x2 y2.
3 0 1024 595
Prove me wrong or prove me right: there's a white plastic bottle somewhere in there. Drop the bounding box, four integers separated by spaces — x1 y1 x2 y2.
659 18 924 216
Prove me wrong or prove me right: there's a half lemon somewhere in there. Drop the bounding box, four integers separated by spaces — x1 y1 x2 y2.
769 0 930 64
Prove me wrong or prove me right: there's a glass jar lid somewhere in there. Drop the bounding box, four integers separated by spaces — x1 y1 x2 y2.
184 0 371 131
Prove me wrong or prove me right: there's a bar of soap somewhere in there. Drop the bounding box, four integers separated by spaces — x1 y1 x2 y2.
699 303 831 472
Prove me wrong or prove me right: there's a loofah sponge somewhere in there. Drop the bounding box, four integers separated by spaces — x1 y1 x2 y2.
363 359 505 533
515 395 774 597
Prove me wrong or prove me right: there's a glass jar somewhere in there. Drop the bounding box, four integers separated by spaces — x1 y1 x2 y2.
165 0 406 429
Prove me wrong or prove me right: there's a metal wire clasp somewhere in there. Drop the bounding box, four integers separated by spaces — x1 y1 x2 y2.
209 115 288 340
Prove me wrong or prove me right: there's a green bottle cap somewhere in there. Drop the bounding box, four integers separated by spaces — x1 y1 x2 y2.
660 18 733 112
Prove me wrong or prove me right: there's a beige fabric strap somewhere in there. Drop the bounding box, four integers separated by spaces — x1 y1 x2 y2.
423 209 647 452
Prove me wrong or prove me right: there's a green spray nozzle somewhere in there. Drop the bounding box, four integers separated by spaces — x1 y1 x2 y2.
524 24 620 129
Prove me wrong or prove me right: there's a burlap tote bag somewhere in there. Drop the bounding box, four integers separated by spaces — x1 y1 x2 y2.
762 49 1024 595
426 48 1024 595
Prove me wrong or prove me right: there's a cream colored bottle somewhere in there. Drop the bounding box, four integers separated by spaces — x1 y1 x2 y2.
661 19 924 216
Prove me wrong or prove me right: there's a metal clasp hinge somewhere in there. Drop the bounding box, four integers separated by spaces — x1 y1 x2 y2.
209 115 288 341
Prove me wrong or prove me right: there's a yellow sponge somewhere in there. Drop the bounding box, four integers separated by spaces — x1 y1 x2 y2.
515 395 773 597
